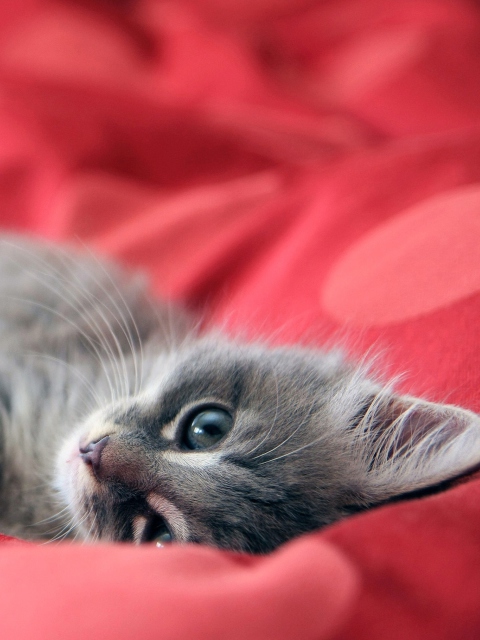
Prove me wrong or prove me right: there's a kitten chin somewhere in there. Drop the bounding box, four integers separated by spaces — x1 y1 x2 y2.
0 234 479 551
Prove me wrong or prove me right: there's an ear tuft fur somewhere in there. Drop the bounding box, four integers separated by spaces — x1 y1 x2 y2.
354 393 480 502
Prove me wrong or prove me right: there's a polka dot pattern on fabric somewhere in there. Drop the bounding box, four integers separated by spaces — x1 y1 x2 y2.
321 184 480 326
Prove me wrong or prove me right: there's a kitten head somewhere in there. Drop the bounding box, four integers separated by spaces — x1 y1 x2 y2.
56 338 480 553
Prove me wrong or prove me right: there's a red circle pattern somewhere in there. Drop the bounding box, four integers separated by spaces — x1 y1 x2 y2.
322 184 480 325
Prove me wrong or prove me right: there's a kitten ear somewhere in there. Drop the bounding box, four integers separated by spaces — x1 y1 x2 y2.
356 392 480 502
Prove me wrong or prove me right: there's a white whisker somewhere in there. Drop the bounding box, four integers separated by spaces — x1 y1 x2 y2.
80 243 145 397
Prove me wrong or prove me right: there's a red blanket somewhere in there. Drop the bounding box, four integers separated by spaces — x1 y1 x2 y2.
1 1 480 638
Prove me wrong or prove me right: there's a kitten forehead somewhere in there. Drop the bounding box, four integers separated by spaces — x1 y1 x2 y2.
152 342 346 416
158 359 246 415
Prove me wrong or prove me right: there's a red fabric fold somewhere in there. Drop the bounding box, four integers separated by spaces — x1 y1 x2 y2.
0 538 357 640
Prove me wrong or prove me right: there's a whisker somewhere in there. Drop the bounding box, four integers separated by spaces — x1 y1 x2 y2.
80 243 145 397
0 242 121 403
30 505 71 527
5 295 117 404
43 512 81 544
36 250 128 401
21 351 104 409
53 246 133 399
253 372 321 461
80 507 97 542
243 368 280 457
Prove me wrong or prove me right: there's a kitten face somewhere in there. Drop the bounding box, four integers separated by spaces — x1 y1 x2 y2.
56 340 381 552
57 337 480 553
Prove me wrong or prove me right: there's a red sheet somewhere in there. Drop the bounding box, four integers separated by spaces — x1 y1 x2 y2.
1 1 480 638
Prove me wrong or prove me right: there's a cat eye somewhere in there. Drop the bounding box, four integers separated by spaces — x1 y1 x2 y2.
182 407 233 450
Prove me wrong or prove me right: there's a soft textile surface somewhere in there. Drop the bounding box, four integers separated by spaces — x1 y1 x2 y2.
1 1 480 638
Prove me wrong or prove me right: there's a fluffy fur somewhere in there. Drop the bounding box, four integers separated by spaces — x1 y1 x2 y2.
0 235 479 552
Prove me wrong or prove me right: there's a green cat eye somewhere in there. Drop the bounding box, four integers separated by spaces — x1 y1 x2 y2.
183 407 233 450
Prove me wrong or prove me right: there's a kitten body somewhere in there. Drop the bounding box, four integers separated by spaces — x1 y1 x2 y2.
0 236 479 552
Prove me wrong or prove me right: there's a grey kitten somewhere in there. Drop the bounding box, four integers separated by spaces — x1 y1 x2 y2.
0 236 479 553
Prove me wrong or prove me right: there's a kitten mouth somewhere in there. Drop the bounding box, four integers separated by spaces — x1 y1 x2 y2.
132 513 173 546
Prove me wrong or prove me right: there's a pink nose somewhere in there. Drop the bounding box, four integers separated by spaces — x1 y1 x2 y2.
79 436 110 476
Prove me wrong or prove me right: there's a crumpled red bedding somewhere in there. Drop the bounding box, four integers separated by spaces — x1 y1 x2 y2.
1 1 480 638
